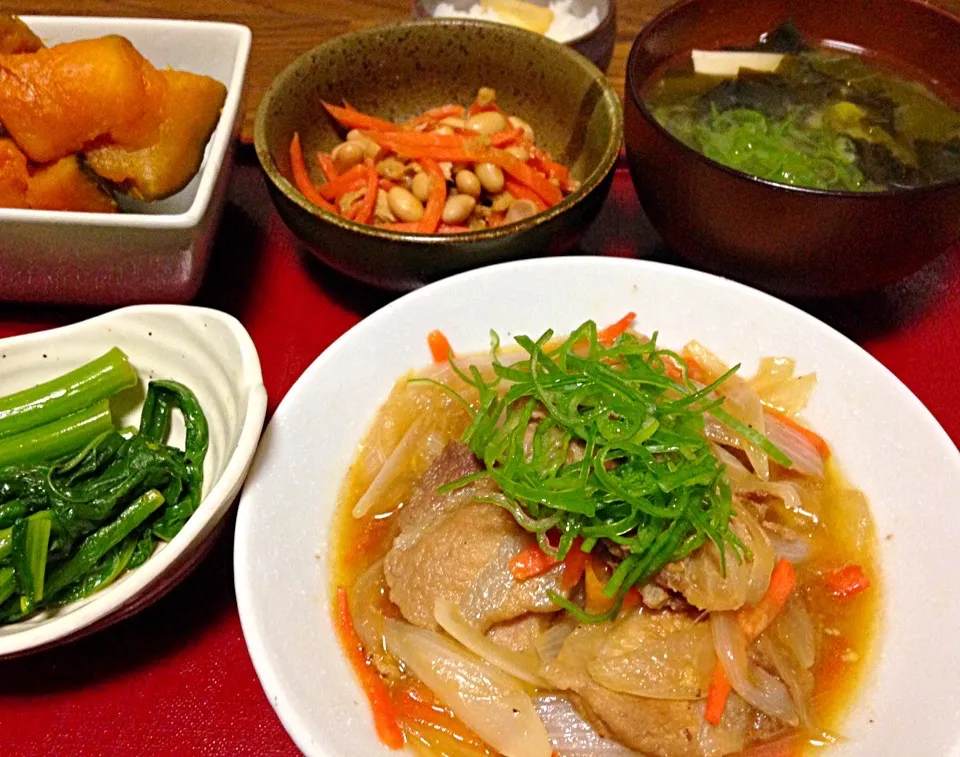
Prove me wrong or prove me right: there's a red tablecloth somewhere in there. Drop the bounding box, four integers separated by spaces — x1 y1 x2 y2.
0 149 957 755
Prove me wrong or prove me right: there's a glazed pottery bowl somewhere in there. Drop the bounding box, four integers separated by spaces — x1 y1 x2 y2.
255 19 622 290
623 0 960 297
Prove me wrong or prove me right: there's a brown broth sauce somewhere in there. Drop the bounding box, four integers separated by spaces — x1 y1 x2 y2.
331 371 881 757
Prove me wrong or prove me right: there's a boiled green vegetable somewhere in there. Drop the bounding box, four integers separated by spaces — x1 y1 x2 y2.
0 352 207 624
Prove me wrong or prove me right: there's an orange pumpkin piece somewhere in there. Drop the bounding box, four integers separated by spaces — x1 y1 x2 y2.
26 155 117 213
85 69 227 201
0 137 29 208
0 15 43 54
0 35 166 163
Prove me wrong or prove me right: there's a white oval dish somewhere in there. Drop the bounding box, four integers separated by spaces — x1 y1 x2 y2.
0 305 266 658
234 257 960 757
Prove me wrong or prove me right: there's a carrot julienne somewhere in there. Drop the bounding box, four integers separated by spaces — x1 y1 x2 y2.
317 151 339 182
418 159 446 234
705 558 798 725
509 544 559 580
427 330 454 363
824 564 870 599
322 101 402 132
356 158 378 225
317 163 367 202
335 586 404 749
289 133 336 211
597 311 637 345
766 407 831 458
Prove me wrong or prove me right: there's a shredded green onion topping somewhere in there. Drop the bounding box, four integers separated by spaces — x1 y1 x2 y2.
432 320 791 621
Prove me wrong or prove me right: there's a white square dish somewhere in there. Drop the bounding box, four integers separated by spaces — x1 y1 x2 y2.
0 17 252 305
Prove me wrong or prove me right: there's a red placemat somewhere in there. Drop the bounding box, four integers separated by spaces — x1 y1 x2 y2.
0 150 957 755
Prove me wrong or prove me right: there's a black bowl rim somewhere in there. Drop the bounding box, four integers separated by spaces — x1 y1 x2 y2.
411 0 617 48
624 0 960 200
255 18 624 244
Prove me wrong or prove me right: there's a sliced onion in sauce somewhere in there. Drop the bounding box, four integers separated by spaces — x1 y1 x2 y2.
533 696 639 756
762 412 825 479
434 598 548 687
383 619 552 757
772 596 817 670
710 613 798 725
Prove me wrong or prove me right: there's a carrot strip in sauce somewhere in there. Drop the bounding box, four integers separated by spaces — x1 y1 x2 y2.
335 587 404 749
489 126 525 148
705 559 798 725
824 564 871 599
766 407 831 458
503 178 547 211
427 330 454 363
356 158 378 225
509 545 559 580
289 133 336 211
597 311 637 345
317 151 339 182
560 539 587 591
530 145 570 183
419 159 446 233
317 163 367 201
322 101 402 132
393 682 490 752
363 130 464 150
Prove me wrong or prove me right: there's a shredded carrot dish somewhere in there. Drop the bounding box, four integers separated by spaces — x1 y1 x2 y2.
289 87 577 232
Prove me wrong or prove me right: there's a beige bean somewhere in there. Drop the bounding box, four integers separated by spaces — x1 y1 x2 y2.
491 191 515 212
410 172 433 203
465 110 508 135
374 188 396 223
506 198 538 224
377 158 407 180
439 116 466 129
476 87 496 107
475 162 505 194
345 129 381 159
434 125 455 136
441 194 476 225
455 169 481 197
331 141 364 173
508 115 535 142
387 186 425 222
505 144 530 162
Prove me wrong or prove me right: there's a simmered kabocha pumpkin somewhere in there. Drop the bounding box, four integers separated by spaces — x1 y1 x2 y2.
27 155 117 213
0 36 167 163
85 70 227 201
0 138 28 208
0 15 43 54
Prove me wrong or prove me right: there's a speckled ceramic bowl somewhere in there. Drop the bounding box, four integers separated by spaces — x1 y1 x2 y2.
255 19 622 290
412 0 618 71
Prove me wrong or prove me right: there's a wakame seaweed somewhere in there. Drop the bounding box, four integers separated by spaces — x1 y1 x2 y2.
646 21 960 191
0 353 207 624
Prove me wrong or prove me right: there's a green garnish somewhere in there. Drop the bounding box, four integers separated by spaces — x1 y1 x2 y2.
0 351 209 624
438 320 790 620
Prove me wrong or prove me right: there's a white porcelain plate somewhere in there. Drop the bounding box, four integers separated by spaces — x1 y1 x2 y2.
0 305 266 658
235 257 960 757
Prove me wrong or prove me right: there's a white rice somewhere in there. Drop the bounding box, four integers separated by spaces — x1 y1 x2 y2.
430 0 604 43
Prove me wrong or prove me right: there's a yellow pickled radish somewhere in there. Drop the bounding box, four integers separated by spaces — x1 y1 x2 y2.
480 0 555 35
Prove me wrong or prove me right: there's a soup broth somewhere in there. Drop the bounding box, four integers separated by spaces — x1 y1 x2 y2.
644 22 960 192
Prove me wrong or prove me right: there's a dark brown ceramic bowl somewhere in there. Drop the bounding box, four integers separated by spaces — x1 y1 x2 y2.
412 0 617 71
624 0 960 297
255 19 622 290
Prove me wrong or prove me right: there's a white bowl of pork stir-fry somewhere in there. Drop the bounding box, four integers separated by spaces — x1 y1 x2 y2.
234 257 960 757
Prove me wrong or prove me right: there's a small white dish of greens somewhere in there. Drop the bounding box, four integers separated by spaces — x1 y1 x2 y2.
0 305 266 658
